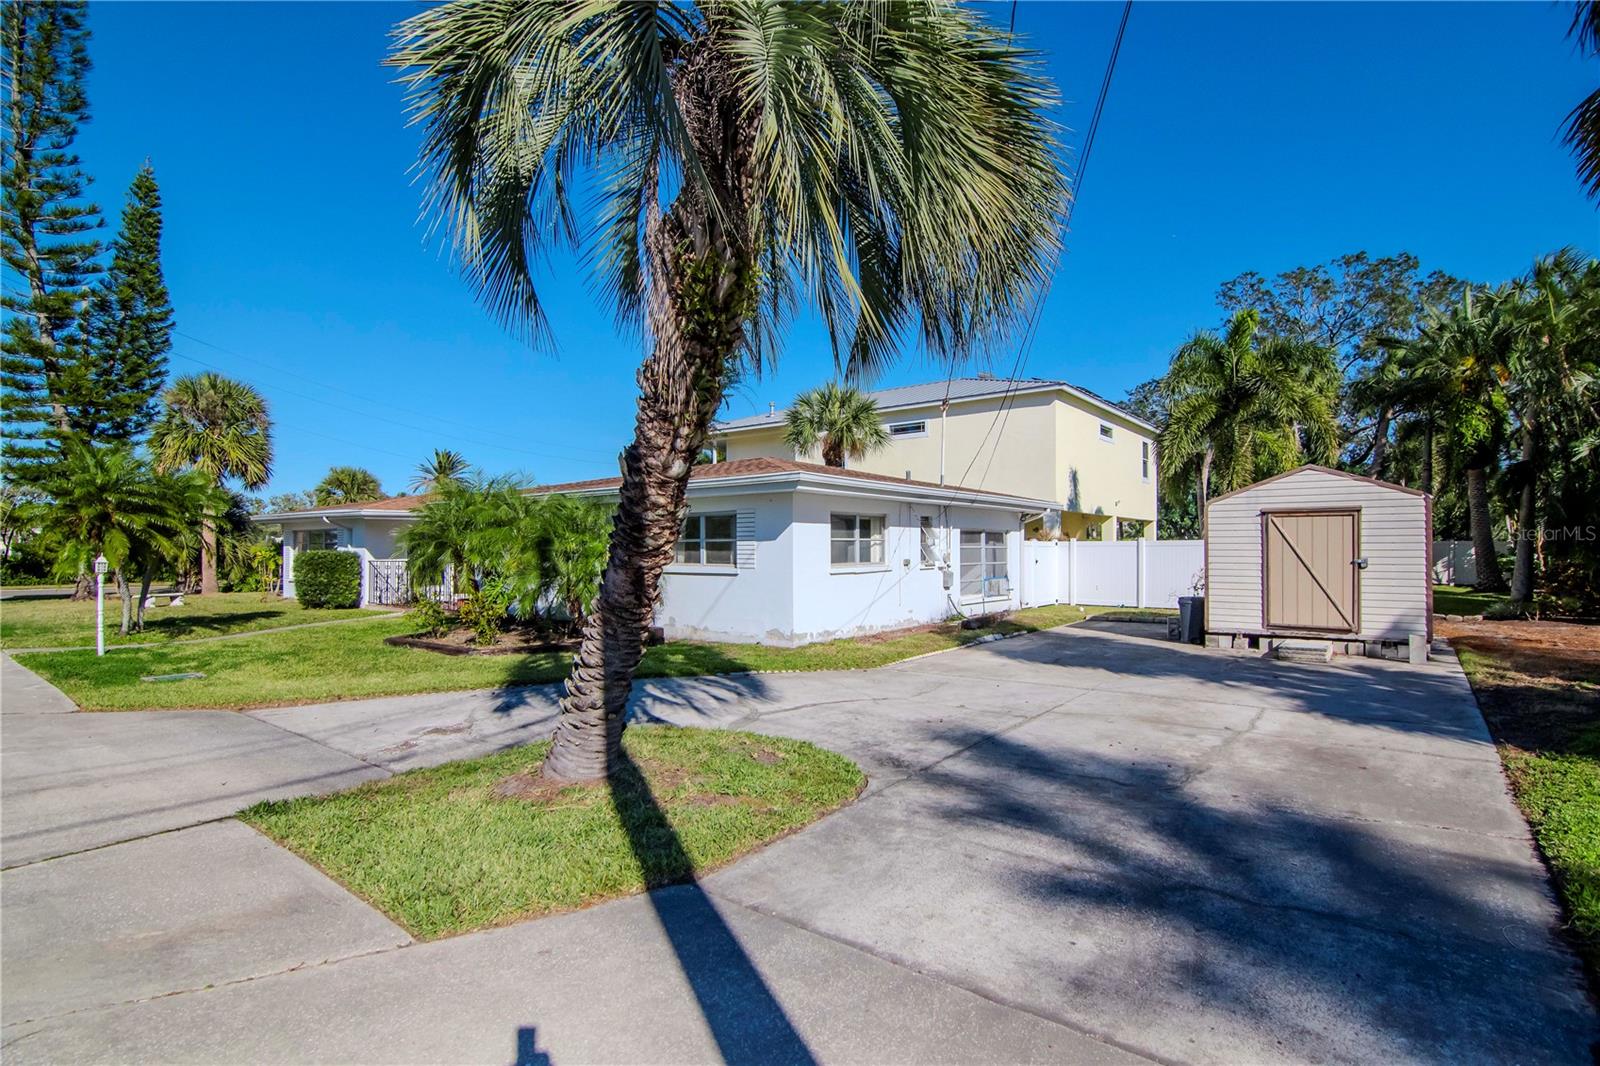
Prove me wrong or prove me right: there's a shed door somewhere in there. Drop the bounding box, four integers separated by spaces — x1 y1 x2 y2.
1263 511 1358 633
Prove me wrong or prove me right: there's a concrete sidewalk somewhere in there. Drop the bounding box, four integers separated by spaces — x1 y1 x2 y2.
2 626 1594 1063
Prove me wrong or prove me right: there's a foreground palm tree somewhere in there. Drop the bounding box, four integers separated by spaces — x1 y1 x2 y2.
393 0 1064 781
1158 310 1339 522
410 448 470 493
149 372 273 594
313 465 385 506
783 383 890 467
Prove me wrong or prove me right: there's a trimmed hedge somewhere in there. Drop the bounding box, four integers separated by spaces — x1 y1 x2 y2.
294 550 362 609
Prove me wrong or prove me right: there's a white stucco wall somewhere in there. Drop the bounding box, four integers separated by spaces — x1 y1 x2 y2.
272 488 1029 645
655 492 796 644
653 487 1025 646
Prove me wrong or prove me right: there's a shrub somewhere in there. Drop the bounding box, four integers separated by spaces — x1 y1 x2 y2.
294 550 361 609
407 597 451 637
457 582 511 645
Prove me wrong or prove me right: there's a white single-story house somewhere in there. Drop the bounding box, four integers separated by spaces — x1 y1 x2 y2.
257 457 1058 647
1203 464 1433 661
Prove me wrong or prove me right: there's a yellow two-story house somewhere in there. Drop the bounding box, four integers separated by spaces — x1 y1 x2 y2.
712 376 1158 540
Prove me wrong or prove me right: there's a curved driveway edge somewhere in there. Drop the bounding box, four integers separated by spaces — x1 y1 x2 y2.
3 623 1595 1063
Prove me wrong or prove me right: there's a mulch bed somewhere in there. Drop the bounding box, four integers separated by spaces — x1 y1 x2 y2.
1439 618 1599 752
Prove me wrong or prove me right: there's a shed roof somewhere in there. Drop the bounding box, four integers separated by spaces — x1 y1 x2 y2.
1205 464 1430 507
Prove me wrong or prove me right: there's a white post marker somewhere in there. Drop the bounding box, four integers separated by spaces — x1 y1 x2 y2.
93 553 109 657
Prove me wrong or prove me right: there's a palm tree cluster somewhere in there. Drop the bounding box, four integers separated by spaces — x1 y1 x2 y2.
37 440 227 633
399 477 613 639
783 383 890 468
149 371 273 594
1154 249 1600 610
392 0 1065 779
1382 251 1600 605
1158 310 1340 517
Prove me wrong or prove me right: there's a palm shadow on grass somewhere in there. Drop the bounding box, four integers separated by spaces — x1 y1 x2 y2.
605 745 817 1066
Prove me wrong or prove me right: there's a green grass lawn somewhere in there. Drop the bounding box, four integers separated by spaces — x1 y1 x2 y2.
243 725 864 938
16 601 1160 711
1434 584 1512 617
1451 625 1600 986
0 591 376 650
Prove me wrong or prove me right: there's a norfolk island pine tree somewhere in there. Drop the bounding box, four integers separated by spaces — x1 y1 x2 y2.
391 1 1066 781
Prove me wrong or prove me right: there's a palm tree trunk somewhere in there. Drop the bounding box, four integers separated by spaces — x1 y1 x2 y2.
1510 427 1538 607
115 569 133 636
199 516 219 595
136 561 155 632
1369 407 1391 480
1421 416 1434 497
543 220 749 780
1466 465 1506 592
1196 450 1213 535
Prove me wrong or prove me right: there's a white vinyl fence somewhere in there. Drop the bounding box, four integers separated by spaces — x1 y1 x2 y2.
1431 540 1508 587
1021 539 1204 610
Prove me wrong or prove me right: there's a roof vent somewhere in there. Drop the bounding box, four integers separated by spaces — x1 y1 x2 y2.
768 402 776 415
976 371 996 380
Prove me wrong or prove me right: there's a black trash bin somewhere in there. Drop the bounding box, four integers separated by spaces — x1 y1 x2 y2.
1177 595 1205 644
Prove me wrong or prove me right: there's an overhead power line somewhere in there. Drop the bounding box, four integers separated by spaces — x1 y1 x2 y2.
950 0 1134 503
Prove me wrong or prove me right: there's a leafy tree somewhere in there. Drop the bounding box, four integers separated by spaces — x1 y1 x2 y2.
0 0 102 480
1216 253 1466 475
782 382 890 467
313 465 384 506
1158 310 1339 519
149 372 273 594
1565 1 1600 200
391 1 1063 780
255 490 315 514
409 448 470 493
77 164 171 443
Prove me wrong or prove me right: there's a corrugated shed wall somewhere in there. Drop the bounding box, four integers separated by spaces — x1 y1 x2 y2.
1205 468 1430 641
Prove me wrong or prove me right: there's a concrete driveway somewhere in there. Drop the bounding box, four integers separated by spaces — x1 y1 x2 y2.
1 623 1594 1064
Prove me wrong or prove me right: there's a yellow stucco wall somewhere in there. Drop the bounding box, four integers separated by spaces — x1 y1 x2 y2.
718 387 1157 536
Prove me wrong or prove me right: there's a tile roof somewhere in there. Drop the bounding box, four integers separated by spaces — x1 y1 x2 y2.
714 376 1150 431
527 456 1028 500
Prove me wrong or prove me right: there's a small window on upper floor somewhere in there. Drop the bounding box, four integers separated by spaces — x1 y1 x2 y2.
1141 441 1151 480
1098 423 1114 442
888 420 928 439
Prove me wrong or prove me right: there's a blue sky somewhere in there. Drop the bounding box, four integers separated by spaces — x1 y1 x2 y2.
76 1 1597 498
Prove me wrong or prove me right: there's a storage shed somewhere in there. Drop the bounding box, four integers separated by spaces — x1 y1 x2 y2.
1203 465 1433 661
